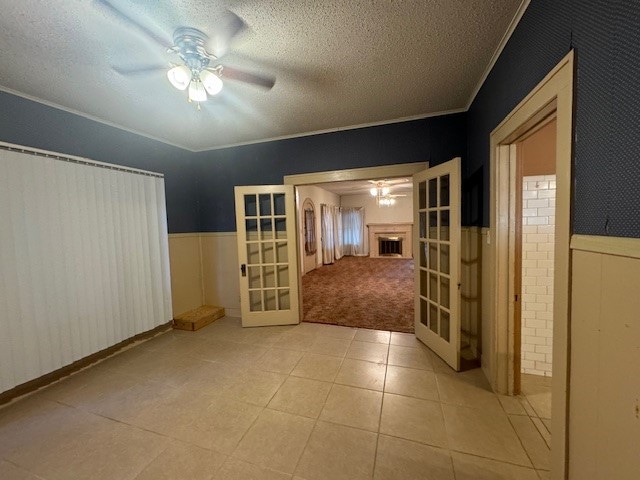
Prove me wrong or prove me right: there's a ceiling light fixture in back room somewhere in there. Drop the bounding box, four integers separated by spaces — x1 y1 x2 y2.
369 180 407 207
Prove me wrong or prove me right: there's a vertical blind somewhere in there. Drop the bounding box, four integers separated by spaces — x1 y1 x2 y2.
0 144 172 394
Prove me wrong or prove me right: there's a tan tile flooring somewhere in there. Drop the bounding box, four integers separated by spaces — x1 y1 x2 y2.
0 318 552 479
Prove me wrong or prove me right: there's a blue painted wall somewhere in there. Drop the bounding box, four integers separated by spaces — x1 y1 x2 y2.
0 89 466 234
467 0 640 237
195 113 467 231
0 91 199 233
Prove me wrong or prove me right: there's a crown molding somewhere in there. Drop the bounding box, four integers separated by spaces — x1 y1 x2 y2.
465 0 531 110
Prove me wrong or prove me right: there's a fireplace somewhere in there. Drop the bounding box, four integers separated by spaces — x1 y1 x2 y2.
378 236 403 256
367 223 413 259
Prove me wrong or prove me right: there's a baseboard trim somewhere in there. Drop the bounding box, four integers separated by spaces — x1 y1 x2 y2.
0 320 173 406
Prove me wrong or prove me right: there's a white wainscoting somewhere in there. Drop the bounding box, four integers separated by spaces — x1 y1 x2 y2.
568 235 640 480
168 232 241 318
201 233 241 317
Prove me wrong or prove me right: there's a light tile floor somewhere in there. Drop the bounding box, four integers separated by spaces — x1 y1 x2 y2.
0 318 551 479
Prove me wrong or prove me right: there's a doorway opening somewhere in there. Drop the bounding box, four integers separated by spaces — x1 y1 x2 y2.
298 177 413 332
490 51 574 477
514 117 557 450
284 163 426 333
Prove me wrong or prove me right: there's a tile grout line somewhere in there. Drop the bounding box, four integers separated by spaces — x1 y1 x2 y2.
369 337 391 479
506 414 539 471
290 329 352 478
433 369 458 480
42 398 221 480
529 415 552 449
518 391 553 449
448 448 542 470
2 456 48 479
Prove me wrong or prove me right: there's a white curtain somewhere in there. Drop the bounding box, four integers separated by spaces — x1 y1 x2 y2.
0 145 172 394
333 206 343 261
321 204 335 264
342 207 365 256
321 204 365 263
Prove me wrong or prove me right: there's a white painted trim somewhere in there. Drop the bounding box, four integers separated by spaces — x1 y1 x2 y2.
0 86 194 152
571 234 640 259
465 0 531 109
194 109 467 152
490 51 574 480
284 162 427 186
0 78 475 153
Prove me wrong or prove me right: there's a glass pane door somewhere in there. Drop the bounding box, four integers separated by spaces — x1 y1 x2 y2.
414 158 461 370
235 185 299 326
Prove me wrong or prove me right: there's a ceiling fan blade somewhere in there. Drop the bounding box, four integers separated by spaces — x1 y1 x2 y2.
113 65 167 76
213 10 248 56
95 0 172 49
222 66 275 90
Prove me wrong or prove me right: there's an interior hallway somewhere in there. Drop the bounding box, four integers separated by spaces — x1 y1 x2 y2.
0 318 550 480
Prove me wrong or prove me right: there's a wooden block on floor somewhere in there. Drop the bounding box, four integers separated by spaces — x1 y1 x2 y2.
173 305 225 331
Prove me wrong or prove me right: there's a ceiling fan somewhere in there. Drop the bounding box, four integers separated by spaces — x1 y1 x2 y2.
96 0 276 108
368 180 408 206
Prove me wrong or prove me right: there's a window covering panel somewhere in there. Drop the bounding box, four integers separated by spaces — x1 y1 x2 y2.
0 145 172 394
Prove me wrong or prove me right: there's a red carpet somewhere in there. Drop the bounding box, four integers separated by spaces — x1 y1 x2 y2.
302 256 415 333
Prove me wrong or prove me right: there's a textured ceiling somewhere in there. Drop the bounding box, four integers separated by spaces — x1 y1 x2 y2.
0 0 524 151
314 177 413 196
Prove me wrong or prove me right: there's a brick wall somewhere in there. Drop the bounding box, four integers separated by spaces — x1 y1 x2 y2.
521 175 556 376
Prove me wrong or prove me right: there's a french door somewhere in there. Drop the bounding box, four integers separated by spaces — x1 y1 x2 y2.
413 158 461 370
234 185 300 327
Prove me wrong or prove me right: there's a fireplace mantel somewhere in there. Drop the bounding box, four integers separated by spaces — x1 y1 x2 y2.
367 223 413 259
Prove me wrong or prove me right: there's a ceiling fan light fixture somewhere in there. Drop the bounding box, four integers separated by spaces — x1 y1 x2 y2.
369 182 397 207
167 65 192 90
200 69 223 96
188 79 207 102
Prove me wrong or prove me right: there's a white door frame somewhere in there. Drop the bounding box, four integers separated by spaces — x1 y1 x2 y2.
489 51 574 479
